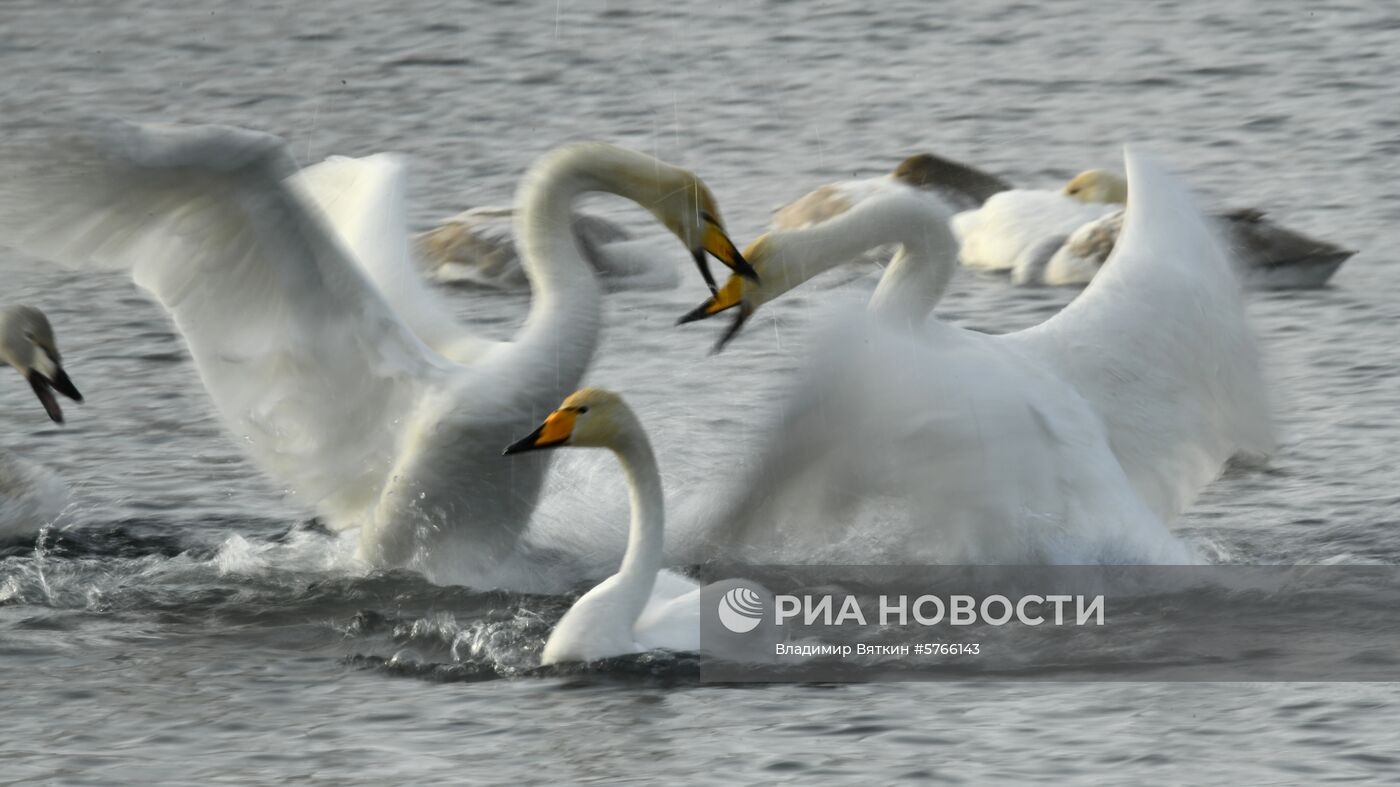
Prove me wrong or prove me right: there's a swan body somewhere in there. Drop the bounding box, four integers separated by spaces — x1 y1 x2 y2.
0 305 82 539
0 123 746 586
771 152 1010 234
1001 168 1354 288
1039 206 1356 289
415 206 682 292
951 189 1117 274
504 388 761 664
683 150 1270 564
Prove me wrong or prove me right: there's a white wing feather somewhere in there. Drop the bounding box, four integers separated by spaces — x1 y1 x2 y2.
1009 149 1274 523
288 155 500 365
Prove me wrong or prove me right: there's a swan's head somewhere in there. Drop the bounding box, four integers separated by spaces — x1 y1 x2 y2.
1063 169 1128 204
0 306 83 423
502 388 632 454
674 232 793 351
641 169 758 293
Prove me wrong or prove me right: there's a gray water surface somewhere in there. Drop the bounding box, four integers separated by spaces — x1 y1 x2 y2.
3 0 1400 783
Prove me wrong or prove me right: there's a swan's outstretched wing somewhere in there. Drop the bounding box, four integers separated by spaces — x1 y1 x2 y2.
697 311 1191 565
0 121 449 524
289 155 501 365
1009 149 1274 524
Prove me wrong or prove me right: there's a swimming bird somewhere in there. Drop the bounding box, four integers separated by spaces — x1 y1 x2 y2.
413 206 682 292
770 152 1012 232
0 122 751 587
1017 169 1354 288
951 186 1118 277
505 387 767 664
0 305 82 539
681 150 1270 563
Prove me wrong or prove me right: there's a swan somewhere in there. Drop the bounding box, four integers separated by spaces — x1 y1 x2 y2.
414 206 682 292
0 122 752 586
770 152 1012 232
951 187 1119 276
1042 170 1356 288
504 387 766 664
0 305 82 539
680 149 1271 564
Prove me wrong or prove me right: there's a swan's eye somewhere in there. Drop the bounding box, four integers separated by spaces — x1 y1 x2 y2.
575 406 590 415
1067 187 1080 194
699 210 716 225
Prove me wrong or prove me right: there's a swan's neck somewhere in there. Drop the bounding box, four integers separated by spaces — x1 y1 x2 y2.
610 420 663 590
767 191 958 326
508 144 683 400
610 419 665 608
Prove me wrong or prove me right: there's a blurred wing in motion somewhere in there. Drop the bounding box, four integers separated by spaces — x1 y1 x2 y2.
0 121 449 526
699 308 1192 566
1010 148 1274 524
289 154 501 364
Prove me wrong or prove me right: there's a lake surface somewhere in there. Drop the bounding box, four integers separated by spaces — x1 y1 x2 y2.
3 0 1400 782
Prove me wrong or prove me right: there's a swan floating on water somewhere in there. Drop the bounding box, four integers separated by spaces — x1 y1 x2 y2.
0 305 82 539
961 167 1355 289
504 387 765 664
770 152 1012 232
414 206 682 292
0 122 752 586
681 149 1271 564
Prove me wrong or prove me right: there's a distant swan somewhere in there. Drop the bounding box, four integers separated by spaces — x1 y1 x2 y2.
0 122 752 586
504 387 764 664
770 152 1012 232
414 206 682 292
681 150 1271 563
965 168 1354 289
0 305 82 539
1044 172 1355 288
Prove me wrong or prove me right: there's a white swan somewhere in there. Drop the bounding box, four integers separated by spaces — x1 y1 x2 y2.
952 188 1118 276
770 152 1012 232
0 305 81 539
1020 169 1354 288
0 122 752 585
681 149 1271 564
414 206 682 292
503 387 763 664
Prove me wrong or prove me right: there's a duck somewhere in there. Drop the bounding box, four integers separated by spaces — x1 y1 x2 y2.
504 387 769 664
0 305 82 539
679 150 1271 564
413 206 682 292
0 121 752 588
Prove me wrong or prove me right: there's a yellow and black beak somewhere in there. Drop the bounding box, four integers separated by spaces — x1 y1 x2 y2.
676 274 754 353
693 213 758 294
503 408 578 455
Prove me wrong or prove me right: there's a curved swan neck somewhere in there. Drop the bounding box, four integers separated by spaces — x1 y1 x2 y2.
609 412 665 591
508 144 687 395
766 190 958 325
